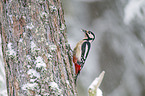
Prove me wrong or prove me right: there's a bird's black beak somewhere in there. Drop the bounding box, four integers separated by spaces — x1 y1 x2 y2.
81 29 88 34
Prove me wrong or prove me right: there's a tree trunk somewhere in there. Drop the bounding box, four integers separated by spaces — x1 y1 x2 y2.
0 0 77 95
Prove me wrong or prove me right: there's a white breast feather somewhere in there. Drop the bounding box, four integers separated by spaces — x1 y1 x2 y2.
76 44 82 61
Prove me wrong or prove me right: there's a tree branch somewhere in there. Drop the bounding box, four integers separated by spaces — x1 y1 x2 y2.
88 71 105 96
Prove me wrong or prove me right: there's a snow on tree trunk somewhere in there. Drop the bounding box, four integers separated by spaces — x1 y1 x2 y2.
0 0 77 95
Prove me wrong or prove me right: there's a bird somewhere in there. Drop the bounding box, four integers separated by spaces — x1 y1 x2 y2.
73 29 95 83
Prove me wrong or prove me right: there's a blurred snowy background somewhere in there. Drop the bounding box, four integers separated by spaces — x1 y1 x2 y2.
62 0 145 96
1 0 145 96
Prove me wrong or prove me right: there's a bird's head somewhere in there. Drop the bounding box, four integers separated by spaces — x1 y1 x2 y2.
82 29 95 42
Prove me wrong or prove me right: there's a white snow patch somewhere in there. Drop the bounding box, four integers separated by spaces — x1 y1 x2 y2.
26 55 32 61
35 95 41 96
26 23 34 29
35 56 46 68
49 45 57 51
30 78 37 83
7 42 16 56
41 12 49 18
49 82 59 89
27 65 31 68
19 38 23 43
8 50 16 56
27 69 40 78
48 82 62 95
43 93 50 95
7 42 12 49
9 15 13 24
31 41 40 51
22 83 38 90
49 5 57 12
31 41 36 49
46 53 52 58
66 80 70 85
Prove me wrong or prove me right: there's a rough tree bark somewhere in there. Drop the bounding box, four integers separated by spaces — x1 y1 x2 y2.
0 0 77 95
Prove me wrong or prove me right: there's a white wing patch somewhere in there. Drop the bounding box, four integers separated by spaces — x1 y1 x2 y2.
84 44 88 60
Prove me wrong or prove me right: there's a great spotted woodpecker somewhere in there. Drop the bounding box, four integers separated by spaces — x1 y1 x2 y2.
73 29 95 82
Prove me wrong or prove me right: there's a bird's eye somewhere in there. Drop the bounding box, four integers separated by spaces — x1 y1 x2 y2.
88 31 91 34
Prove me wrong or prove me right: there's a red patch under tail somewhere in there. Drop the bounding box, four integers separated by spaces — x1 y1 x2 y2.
73 56 81 75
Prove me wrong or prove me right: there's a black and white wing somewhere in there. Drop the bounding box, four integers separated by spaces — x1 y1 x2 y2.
80 41 91 67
